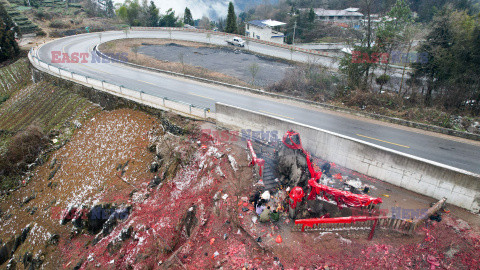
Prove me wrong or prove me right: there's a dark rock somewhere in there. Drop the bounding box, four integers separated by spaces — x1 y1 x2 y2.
178 206 197 237
73 259 85 270
148 144 156 152
22 252 33 268
107 241 121 255
47 164 61 180
149 162 159 173
22 194 36 205
87 204 114 234
119 226 133 241
0 243 10 265
148 176 162 188
61 206 78 225
47 234 60 246
21 226 31 243
275 145 310 189
102 214 118 237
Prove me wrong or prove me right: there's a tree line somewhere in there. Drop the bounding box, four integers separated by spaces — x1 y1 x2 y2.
338 0 480 115
0 3 20 63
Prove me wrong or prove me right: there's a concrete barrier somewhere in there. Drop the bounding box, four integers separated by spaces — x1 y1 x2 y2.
216 102 480 212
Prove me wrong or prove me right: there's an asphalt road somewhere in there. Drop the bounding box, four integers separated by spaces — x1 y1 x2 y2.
36 30 480 174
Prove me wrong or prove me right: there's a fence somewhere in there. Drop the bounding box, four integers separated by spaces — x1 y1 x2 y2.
293 197 447 237
28 47 212 120
293 216 415 235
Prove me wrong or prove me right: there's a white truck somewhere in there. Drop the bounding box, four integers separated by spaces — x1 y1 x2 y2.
226 37 245 47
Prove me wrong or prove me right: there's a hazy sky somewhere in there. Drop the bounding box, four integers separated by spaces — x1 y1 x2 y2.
114 0 232 20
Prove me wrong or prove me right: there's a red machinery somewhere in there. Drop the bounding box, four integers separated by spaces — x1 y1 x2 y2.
247 140 265 176
282 130 382 209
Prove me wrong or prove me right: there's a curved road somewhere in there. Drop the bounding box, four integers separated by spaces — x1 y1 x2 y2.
36 30 480 174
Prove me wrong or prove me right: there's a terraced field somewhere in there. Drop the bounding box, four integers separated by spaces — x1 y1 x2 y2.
0 81 102 133
0 58 102 152
0 0 39 34
0 58 31 96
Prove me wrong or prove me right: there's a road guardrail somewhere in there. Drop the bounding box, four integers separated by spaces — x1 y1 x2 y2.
28 47 212 120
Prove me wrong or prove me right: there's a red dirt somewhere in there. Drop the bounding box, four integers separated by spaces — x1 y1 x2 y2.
1 110 479 270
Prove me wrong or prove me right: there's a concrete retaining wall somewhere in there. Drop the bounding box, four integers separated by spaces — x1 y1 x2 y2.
216 102 480 212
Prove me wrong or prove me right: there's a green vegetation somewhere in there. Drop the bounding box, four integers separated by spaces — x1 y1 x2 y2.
413 7 480 114
116 0 183 27
0 3 20 62
0 58 30 94
184 7 194 26
225 1 237 33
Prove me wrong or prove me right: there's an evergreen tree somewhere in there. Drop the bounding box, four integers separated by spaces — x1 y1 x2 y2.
0 3 19 63
184 7 194 26
308 8 315 23
106 0 115 18
146 1 159 27
225 2 237 33
159 8 178 27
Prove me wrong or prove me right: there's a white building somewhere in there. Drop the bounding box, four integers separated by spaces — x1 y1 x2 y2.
313 7 363 28
245 19 286 44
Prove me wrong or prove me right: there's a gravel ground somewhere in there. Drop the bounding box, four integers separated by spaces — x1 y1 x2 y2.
138 43 294 87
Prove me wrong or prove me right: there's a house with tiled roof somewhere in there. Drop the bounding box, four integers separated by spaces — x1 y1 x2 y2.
313 7 364 28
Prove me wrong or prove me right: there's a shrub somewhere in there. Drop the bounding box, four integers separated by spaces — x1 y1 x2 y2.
49 20 69 29
342 90 404 110
267 64 340 102
0 94 9 105
34 9 53 20
36 30 47 37
0 123 48 176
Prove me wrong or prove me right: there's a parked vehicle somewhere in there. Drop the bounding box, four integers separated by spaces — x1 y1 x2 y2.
226 37 245 47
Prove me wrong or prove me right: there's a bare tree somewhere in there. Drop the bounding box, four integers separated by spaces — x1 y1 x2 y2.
132 45 139 59
178 52 185 74
249 63 260 85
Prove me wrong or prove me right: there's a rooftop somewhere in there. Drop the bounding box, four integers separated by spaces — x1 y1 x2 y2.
314 8 364 17
248 19 286 28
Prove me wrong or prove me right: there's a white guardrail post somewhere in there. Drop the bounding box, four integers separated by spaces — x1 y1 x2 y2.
28 48 210 120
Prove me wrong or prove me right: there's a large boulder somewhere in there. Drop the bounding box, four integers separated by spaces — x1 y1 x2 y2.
275 146 311 189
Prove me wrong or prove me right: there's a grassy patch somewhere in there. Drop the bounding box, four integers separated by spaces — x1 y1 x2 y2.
0 58 32 96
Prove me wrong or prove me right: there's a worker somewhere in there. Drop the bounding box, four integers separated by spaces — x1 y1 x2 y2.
256 200 266 215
